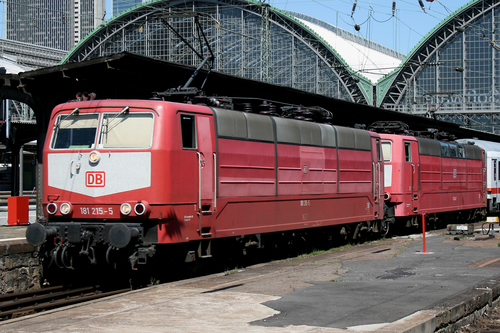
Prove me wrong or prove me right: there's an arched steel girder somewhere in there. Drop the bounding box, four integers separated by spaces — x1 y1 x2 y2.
435 113 500 135
268 8 368 103
63 0 368 104
378 0 500 108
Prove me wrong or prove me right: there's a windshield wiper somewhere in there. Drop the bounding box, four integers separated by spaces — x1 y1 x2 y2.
104 106 130 132
55 108 79 128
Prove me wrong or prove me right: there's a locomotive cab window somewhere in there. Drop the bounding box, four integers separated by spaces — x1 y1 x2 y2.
99 112 154 148
51 113 99 149
404 142 411 162
180 114 197 149
381 141 392 162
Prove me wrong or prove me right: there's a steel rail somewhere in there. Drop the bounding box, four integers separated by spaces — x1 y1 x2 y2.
0 286 129 320
0 285 64 303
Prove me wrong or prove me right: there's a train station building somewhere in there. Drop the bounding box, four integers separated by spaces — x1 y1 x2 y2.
57 0 500 134
1 0 499 134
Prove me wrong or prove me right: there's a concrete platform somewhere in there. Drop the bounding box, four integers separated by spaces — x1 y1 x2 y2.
0 225 28 241
1 228 500 332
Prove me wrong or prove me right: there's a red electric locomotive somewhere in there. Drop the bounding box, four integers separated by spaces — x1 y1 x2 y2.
26 98 387 269
379 132 486 227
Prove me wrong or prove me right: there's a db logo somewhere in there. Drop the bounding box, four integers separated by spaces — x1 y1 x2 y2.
86 171 105 187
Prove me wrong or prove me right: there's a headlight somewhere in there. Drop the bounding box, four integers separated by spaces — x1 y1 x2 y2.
89 150 101 164
134 203 146 215
47 202 58 215
60 203 72 215
120 203 132 215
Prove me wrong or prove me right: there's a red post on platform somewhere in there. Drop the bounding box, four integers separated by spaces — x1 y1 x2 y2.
8 196 29 225
422 214 426 253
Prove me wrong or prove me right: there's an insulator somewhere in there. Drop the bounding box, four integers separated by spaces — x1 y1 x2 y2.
243 103 252 112
418 0 426 13
208 97 221 107
351 0 357 17
259 102 271 112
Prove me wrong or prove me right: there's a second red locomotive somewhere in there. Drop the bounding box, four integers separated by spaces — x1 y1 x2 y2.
380 133 485 227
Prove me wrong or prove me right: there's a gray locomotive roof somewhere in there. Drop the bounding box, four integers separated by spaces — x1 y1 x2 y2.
213 108 372 150
457 139 500 152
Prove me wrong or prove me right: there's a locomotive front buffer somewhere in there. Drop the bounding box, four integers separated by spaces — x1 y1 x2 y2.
26 221 156 270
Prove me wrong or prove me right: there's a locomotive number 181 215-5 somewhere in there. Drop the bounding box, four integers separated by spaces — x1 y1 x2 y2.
80 207 114 216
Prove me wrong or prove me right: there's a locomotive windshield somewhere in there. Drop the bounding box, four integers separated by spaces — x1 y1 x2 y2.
99 113 154 148
50 111 154 150
51 114 99 149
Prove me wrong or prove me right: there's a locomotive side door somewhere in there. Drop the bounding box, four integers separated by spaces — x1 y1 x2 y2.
371 137 383 215
196 114 216 236
404 139 420 213
180 113 216 237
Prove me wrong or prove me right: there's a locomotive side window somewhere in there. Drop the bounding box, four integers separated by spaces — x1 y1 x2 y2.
404 142 411 162
441 142 450 157
458 145 465 158
376 139 382 161
181 114 197 149
51 114 99 149
381 141 392 162
99 113 154 148
449 144 457 158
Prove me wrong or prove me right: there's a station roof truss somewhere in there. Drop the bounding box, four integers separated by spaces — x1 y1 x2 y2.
62 0 371 104
2 51 500 146
378 0 500 120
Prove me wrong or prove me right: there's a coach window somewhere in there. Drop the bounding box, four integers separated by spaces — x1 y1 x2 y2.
495 160 498 182
381 141 392 162
404 142 411 162
180 114 197 149
497 162 500 179
498 161 500 181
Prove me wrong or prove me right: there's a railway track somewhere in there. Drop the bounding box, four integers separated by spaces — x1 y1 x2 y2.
0 285 129 321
